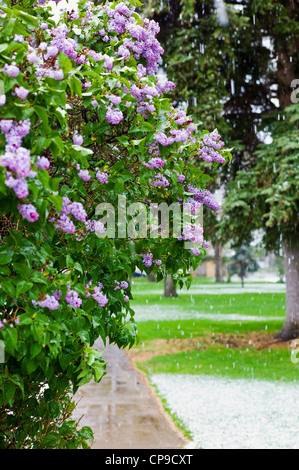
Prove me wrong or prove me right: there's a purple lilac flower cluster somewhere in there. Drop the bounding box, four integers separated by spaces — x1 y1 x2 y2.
179 223 204 244
32 294 60 311
150 173 170 188
17 203 39 222
51 196 85 234
143 157 165 170
141 253 162 268
187 185 221 211
197 132 226 164
0 119 42 218
73 130 84 146
114 280 130 302
51 196 106 239
101 2 163 75
96 169 109 183
85 281 108 307
65 284 82 308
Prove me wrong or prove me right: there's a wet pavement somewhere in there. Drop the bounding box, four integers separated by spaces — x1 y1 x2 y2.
72 339 187 449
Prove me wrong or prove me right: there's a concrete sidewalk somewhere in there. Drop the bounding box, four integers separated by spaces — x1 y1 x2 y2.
72 340 187 449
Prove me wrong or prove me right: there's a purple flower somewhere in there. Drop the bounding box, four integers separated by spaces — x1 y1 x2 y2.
52 70 64 80
151 173 170 188
154 131 171 147
3 64 19 77
14 35 24 43
55 215 76 234
36 156 50 170
14 86 29 100
96 170 108 183
0 120 13 134
73 130 84 146
53 290 62 300
37 294 60 310
69 202 87 222
0 95 6 106
107 94 121 105
18 203 39 222
187 186 221 211
142 253 153 268
5 176 29 199
1 147 31 177
104 55 114 72
120 281 128 289
143 157 165 169
92 287 108 307
45 45 59 60
91 99 98 106
190 248 201 256
27 51 39 64
39 42 47 51
106 107 123 125
65 285 82 308
116 45 130 58
78 169 91 181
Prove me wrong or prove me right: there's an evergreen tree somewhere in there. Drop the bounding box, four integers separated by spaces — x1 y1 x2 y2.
143 0 299 337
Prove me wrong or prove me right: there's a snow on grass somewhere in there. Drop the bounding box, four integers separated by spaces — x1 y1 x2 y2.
133 305 284 322
151 374 299 449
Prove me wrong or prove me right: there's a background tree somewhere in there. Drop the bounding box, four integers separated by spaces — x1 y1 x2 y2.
220 104 299 338
142 0 299 334
226 245 259 287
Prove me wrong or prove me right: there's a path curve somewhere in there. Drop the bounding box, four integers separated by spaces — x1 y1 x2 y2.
72 339 187 449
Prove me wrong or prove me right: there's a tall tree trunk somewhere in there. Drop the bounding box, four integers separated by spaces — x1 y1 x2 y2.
164 274 177 298
274 240 299 340
215 242 223 283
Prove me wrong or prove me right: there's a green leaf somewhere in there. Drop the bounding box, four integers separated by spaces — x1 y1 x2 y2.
79 426 94 442
34 105 49 124
92 362 106 382
2 327 18 354
0 45 8 55
0 254 12 265
15 280 33 298
48 194 63 213
58 52 72 73
72 145 93 156
4 381 16 407
41 433 60 448
69 75 82 97
9 374 24 396
14 9 38 25
31 272 49 285
30 343 42 359
77 370 93 386
1 280 16 297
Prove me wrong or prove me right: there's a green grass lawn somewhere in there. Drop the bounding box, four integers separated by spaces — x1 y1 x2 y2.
137 346 299 383
132 292 285 318
128 278 296 383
